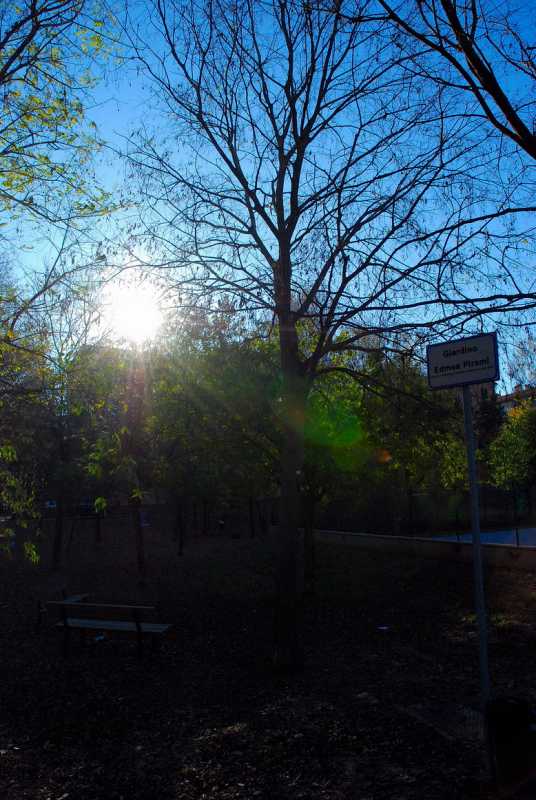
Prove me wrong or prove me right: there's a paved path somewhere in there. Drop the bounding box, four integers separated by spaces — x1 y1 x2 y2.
438 527 536 547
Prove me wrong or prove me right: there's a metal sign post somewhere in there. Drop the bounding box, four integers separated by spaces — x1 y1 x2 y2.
427 332 499 774
462 383 491 708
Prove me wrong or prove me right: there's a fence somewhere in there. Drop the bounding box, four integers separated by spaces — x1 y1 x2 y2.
314 529 536 570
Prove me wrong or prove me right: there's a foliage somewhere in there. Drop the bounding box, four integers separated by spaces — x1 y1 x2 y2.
94 495 107 513
67 344 152 500
435 432 467 491
488 401 536 490
0 0 112 221
302 370 369 509
360 354 464 489
147 327 279 507
0 277 50 522
23 539 40 564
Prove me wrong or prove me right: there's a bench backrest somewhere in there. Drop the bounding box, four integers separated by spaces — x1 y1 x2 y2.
47 601 159 624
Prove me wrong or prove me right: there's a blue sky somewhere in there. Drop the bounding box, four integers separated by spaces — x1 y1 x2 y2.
6 0 535 394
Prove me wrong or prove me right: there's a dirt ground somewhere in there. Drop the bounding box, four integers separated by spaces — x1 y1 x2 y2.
1 517 536 799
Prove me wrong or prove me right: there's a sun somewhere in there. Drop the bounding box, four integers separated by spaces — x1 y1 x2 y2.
100 276 164 345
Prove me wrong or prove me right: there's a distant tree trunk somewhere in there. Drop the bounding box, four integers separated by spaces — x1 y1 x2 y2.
131 501 146 583
193 501 199 534
393 484 404 535
257 500 268 537
404 471 414 536
94 513 103 546
13 522 24 562
303 497 317 597
52 498 64 570
175 498 184 556
249 496 255 538
35 513 44 539
66 518 76 555
202 498 209 536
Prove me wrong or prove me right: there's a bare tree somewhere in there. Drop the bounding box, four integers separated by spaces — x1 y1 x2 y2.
375 0 536 161
125 0 536 667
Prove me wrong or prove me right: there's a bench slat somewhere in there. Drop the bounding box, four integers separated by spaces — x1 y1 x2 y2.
47 602 156 611
62 594 89 603
55 618 171 634
47 602 158 622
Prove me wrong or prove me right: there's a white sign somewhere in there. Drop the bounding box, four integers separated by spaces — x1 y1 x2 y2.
427 332 499 390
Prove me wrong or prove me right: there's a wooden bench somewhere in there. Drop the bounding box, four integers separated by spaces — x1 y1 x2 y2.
46 600 172 657
36 592 89 632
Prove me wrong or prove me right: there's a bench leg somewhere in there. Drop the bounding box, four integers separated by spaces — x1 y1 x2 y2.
63 626 71 657
35 601 46 634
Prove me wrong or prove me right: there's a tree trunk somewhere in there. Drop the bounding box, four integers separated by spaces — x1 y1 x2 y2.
274 426 306 670
52 498 64 570
272 317 308 671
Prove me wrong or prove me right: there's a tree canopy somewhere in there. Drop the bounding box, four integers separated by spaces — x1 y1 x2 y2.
0 0 111 223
